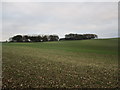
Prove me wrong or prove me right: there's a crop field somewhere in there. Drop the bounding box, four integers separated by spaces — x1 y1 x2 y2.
2 38 119 88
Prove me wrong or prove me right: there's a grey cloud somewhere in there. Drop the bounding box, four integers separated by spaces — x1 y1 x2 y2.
2 2 118 41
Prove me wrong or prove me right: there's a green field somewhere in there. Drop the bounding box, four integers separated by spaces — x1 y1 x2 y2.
2 38 119 88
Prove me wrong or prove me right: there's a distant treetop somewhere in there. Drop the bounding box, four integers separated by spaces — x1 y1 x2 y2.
9 33 98 42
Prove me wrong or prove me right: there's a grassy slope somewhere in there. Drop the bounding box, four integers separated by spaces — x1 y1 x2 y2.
0 43 2 88
2 39 118 88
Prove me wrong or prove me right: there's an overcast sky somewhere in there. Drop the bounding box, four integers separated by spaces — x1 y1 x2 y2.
1 2 118 41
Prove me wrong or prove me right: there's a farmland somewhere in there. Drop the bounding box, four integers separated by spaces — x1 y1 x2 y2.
2 38 119 88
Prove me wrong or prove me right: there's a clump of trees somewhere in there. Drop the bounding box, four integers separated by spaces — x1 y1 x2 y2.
9 33 98 42
9 35 59 42
59 33 98 40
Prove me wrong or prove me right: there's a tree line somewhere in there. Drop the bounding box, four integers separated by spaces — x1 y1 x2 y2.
60 33 98 40
9 35 59 42
9 33 98 42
